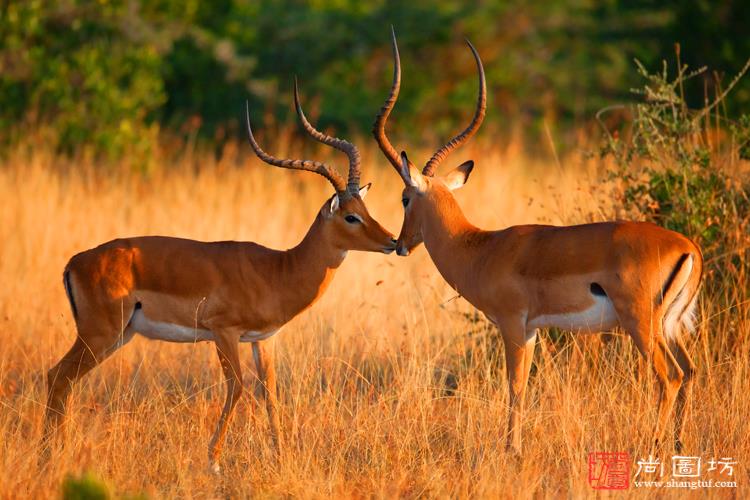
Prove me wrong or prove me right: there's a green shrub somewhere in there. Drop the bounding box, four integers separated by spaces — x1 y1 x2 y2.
600 50 750 288
61 472 109 500
0 2 165 160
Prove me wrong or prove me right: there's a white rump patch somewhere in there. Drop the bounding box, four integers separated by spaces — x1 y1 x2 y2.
127 308 281 343
527 294 619 333
663 255 695 340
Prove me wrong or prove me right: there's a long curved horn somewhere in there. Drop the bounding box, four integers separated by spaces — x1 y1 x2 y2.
293 78 361 196
371 25 402 172
245 101 347 194
422 39 486 177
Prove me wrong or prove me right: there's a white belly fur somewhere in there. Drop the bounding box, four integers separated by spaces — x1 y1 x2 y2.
527 294 619 333
127 309 280 343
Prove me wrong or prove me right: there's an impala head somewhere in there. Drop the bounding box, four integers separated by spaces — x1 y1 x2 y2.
394 152 475 255
372 27 486 256
246 80 396 254
318 182 398 253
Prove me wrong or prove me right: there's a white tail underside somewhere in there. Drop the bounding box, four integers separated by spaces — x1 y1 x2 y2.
663 255 696 340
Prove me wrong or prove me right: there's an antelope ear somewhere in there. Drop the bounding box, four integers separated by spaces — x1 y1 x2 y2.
324 193 340 216
400 151 427 192
358 183 371 199
442 160 474 190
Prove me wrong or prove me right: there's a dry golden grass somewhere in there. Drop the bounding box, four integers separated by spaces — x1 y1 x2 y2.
0 139 747 498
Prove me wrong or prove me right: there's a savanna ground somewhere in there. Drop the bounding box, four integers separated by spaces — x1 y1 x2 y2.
0 137 747 498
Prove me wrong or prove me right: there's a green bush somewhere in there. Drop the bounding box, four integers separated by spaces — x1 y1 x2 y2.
61 472 109 500
3 2 750 158
0 2 165 159
600 51 750 288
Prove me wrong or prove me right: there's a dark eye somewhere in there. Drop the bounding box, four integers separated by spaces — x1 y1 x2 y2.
344 214 361 224
402 198 409 208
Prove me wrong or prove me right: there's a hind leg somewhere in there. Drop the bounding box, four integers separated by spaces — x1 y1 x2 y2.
44 305 135 440
668 335 695 452
618 310 684 450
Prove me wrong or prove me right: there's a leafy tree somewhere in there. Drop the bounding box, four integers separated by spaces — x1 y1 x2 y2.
1 1 748 157
0 1 165 157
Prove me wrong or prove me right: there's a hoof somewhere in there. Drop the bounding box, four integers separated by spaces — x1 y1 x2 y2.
208 461 221 475
37 446 52 468
505 444 523 462
651 438 668 456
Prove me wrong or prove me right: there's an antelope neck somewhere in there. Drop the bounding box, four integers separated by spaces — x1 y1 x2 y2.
420 189 485 288
266 213 346 316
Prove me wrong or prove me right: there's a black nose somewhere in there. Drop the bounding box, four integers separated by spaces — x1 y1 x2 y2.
390 238 397 245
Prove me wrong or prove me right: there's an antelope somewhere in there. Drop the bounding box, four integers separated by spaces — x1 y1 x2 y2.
373 29 702 454
45 81 397 472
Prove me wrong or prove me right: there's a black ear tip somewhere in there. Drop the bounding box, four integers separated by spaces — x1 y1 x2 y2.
461 160 475 177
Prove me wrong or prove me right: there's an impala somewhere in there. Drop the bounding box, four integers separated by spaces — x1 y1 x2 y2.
373 29 703 454
45 81 397 472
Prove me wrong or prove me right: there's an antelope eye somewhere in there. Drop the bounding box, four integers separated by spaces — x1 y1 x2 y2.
344 214 361 224
402 198 409 208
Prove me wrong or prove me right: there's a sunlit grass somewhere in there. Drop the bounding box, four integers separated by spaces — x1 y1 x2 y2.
0 137 746 498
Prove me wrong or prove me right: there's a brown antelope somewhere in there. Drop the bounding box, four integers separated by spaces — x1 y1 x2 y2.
45 81 397 472
373 29 702 454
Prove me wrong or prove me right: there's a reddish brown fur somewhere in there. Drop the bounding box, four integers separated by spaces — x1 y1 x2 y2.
395 162 702 454
370 28 702 455
45 193 395 471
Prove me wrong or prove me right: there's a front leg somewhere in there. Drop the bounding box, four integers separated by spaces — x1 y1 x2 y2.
208 331 243 474
252 339 282 457
497 317 537 455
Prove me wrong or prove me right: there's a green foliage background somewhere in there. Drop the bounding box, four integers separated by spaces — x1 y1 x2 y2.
1 0 749 156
